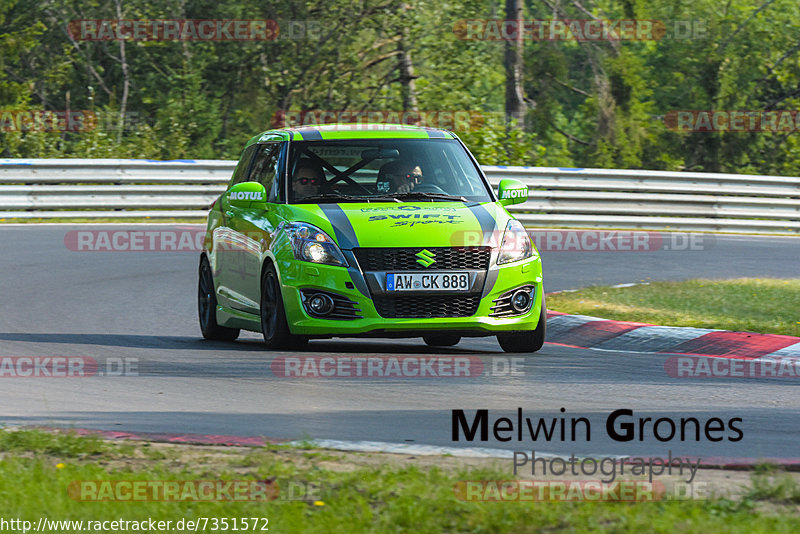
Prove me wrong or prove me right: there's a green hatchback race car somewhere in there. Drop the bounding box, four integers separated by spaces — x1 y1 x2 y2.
198 124 545 353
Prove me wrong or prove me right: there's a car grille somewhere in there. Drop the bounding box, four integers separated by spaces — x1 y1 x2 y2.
353 247 491 271
372 294 481 318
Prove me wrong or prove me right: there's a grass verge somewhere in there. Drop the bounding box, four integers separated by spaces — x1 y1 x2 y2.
1 429 799 533
548 278 800 336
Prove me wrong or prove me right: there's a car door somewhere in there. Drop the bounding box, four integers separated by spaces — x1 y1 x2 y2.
225 142 284 313
213 143 258 311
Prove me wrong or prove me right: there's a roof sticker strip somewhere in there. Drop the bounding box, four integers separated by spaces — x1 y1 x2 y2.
296 128 323 140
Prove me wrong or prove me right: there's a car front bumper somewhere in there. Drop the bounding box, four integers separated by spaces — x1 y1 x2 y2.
276 253 544 338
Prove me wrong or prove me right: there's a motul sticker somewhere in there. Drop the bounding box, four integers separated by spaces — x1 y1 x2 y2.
229 191 264 201
500 188 527 199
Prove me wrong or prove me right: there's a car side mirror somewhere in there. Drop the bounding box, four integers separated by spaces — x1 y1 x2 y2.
497 178 528 206
228 182 268 210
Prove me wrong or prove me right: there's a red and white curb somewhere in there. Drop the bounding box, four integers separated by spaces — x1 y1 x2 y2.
544 310 800 360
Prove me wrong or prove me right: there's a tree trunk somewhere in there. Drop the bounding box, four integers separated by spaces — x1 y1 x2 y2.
115 0 130 144
504 0 526 126
398 28 419 114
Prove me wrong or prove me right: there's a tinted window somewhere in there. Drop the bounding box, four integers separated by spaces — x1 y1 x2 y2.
229 144 258 187
249 143 281 198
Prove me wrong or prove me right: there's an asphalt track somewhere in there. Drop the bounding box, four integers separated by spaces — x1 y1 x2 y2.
1 225 799 462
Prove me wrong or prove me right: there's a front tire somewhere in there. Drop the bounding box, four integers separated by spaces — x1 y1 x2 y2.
198 255 240 341
497 296 546 353
260 262 308 350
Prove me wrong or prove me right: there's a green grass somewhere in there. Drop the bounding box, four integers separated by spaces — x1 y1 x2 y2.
1 429 799 533
0 429 110 457
748 473 800 504
548 278 800 336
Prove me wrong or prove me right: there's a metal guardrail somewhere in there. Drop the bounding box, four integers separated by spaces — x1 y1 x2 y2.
0 158 231 220
0 158 798 233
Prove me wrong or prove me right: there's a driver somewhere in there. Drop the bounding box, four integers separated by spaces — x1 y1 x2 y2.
292 159 324 200
377 161 423 194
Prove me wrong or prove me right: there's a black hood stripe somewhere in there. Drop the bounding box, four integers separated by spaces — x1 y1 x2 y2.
466 203 497 244
319 204 359 249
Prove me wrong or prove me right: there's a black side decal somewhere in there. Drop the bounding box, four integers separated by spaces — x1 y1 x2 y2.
341 250 370 297
481 268 499 298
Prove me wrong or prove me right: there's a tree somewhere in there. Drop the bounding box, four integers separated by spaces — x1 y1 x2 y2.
504 0 526 124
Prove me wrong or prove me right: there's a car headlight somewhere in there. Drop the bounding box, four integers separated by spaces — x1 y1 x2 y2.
285 222 348 267
497 219 533 265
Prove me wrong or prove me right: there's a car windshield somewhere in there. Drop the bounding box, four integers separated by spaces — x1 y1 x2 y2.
287 138 492 203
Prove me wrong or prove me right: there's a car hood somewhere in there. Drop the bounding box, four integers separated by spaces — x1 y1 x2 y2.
287 202 508 249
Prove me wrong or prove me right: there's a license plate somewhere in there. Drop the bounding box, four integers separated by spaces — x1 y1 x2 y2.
386 272 470 292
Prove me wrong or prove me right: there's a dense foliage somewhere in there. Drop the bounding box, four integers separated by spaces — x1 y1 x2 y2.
2 0 800 173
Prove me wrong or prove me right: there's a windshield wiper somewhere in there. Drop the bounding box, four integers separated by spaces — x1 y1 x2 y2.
393 192 468 202
295 193 401 204
294 194 363 203
361 195 403 202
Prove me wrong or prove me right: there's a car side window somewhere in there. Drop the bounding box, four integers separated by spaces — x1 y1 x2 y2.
248 144 281 198
229 144 258 187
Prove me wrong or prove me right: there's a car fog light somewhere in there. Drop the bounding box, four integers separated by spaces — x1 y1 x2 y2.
511 289 531 312
308 293 334 316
